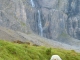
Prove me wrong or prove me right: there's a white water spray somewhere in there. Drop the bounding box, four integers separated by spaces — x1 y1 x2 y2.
30 0 35 7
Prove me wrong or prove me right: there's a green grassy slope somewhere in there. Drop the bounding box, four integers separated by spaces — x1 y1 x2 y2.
0 40 80 60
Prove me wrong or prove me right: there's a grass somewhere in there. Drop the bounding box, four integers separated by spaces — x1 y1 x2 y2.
0 40 80 60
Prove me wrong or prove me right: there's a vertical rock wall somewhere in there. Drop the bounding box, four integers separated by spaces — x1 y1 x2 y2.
0 0 80 40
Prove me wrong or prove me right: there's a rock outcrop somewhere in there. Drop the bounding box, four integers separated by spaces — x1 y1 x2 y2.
29 0 80 40
0 0 80 42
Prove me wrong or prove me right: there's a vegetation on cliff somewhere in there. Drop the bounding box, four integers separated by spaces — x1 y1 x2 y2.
0 40 80 60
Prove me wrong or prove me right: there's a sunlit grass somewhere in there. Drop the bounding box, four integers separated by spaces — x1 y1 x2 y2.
0 40 80 60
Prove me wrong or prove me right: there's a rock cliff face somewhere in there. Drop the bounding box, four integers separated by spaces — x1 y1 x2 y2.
0 0 80 41
29 0 80 40
29 0 68 40
0 0 31 33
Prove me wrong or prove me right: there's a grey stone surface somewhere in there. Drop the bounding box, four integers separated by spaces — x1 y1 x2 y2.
0 0 80 52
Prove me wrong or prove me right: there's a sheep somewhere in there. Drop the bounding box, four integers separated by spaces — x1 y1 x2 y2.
50 55 62 60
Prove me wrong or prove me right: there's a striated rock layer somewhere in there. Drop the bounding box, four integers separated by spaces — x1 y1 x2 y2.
0 0 80 42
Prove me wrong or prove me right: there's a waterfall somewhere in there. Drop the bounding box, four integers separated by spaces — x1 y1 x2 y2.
38 10 43 36
30 0 35 7
30 0 43 36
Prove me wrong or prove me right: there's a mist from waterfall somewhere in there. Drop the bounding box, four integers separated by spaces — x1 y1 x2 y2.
30 0 35 7
38 10 43 36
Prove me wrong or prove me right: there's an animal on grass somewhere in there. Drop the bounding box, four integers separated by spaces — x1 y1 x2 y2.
50 55 62 60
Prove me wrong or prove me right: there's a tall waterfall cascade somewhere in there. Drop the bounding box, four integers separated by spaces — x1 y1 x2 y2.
37 10 43 36
30 0 43 36
30 0 35 7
